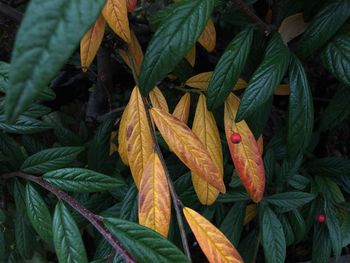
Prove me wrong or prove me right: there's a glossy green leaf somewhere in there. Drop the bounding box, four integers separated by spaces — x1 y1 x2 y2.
0 133 26 170
312 224 332 263
265 192 315 212
120 185 138 222
260 205 286 263
305 157 350 177
325 203 342 259
5 0 107 121
139 0 215 95
21 146 84 174
22 104 51 118
207 27 254 110
103 217 190 263
15 211 36 259
43 168 125 192
217 190 250 203
237 229 260 263
278 214 295 246
288 210 306 243
341 212 350 247
53 201 88 263
25 184 53 245
298 0 350 57
0 115 52 134
287 55 314 159
236 33 290 121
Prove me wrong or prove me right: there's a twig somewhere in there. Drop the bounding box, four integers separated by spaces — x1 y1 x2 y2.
14 172 136 263
231 0 272 35
0 2 23 22
126 49 192 260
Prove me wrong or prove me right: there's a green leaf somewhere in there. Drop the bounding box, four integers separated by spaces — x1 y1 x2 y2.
0 115 52 134
288 174 310 190
287 55 314 159
0 230 5 262
103 217 190 263
265 192 315 212
236 33 290 121
217 189 251 203
0 133 26 170
0 62 10 93
298 0 350 57
238 229 260 263
5 0 107 121
25 183 53 245
321 29 350 86
341 212 350 247
53 202 88 263
21 146 84 174
288 210 306 243
120 185 138 222
207 27 254 110
319 86 350 131
15 211 36 259
305 157 350 177
22 104 51 118
260 205 286 263
139 0 215 95
325 203 342 259
312 224 332 263
43 168 125 192
278 214 295 246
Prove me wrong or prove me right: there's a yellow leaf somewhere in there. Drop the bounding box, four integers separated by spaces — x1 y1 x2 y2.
186 45 196 67
151 108 225 193
198 19 216 52
149 87 169 112
224 93 265 203
80 16 105 71
244 204 257 225
172 93 191 124
110 131 118 155
274 84 290 95
126 87 153 188
118 30 144 75
234 78 248 91
118 104 130 165
257 135 264 155
138 152 170 237
278 13 309 45
183 207 243 263
102 0 131 43
192 95 223 205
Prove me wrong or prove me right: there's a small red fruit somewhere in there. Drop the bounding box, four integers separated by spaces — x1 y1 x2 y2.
315 214 326 223
127 0 137 12
230 132 241 144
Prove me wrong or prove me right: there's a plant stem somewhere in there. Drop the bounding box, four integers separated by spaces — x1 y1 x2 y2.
231 0 272 35
16 172 136 263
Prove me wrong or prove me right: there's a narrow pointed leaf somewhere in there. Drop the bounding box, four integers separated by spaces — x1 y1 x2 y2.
151 108 225 193
185 72 213 89
265 192 315 211
53 202 88 263
185 45 196 67
172 92 191 124
5 0 106 121
118 104 130 165
192 94 223 205
183 207 243 263
138 153 171 237
139 0 215 95
207 28 253 110
80 15 105 71
236 33 290 121
149 87 169 112
198 19 216 52
225 94 265 203
102 0 131 43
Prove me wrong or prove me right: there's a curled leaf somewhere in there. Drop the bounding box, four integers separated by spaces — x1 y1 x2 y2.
151 108 225 193
183 207 243 263
149 87 169 112
172 93 191 124
198 19 216 52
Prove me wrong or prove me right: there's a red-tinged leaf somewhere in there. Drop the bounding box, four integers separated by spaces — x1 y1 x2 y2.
127 0 137 12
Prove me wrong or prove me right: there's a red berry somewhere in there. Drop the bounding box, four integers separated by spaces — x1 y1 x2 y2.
230 132 241 144
315 214 326 223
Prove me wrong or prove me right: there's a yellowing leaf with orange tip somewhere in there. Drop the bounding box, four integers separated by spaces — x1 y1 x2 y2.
244 204 257 225
192 95 223 205
274 84 290 95
278 13 309 45
183 207 243 263
257 135 264 155
186 45 196 67
138 152 170 237
118 30 144 75
151 108 225 193
149 87 169 112
185 72 213 89
102 0 131 43
224 93 265 203
198 19 216 52
80 16 105 71
126 87 153 188
118 104 130 165
172 93 191 124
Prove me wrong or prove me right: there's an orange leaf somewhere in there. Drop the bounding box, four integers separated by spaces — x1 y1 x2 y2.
274 84 290 95
244 204 257 225
172 93 191 124
102 0 131 43
126 87 153 188
118 104 130 165
278 13 309 44
257 135 264 155
127 0 137 12
198 19 216 52
192 95 223 205
224 93 265 203
183 207 243 263
149 87 169 112
151 108 225 193
186 45 196 67
118 30 144 75
138 153 170 237
80 16 105 71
